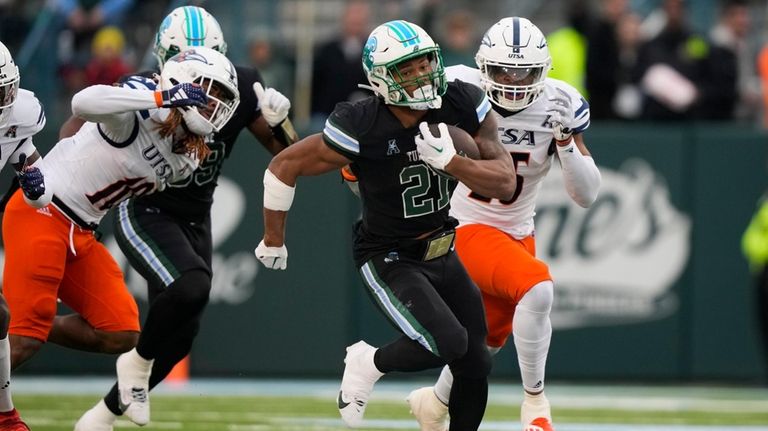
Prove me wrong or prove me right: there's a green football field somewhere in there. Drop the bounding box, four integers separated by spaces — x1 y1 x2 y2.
11 379 768 430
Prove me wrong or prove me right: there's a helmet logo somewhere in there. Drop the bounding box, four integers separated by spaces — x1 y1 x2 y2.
158 15 172 37
170 49 209 64
363 36 377 70
481 33 492 48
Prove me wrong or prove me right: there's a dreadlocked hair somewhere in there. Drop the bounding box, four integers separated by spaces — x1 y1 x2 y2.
156 109 211 161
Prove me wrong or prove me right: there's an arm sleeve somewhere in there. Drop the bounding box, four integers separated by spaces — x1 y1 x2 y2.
71 84 159 139
557 139 601 208
71 84 158 121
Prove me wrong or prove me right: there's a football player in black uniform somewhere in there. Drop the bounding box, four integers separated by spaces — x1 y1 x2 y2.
72 6 297 430
255 20 515 431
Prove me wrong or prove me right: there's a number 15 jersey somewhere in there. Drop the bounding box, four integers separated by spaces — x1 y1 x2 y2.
446 65 590 239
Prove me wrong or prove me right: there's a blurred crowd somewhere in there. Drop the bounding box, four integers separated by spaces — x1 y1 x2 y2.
0 0 766 128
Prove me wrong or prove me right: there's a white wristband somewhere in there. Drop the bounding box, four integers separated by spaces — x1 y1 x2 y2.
263 168 295 211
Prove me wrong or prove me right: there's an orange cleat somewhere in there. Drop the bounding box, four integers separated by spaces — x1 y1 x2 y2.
0 408 30 431
524 416 554 431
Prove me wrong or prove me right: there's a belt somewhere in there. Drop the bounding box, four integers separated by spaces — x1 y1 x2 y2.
52 196 98 231
396 228 456 261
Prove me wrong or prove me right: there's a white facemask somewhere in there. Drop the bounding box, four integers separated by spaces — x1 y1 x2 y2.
406 85 442 110
182 108 214 136
150 107 170 123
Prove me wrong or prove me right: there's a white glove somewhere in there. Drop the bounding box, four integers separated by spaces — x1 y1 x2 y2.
255 239 288 270
253 82 290 127
415 122 456 171
547 94 573 142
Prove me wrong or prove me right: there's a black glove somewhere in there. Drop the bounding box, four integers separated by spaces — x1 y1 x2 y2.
17 153 45 201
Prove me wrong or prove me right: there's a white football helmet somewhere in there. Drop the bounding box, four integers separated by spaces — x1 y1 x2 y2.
362 20 446 110
476 17 551 111
154 6 227 68
160 47 240 133
0 41 20 127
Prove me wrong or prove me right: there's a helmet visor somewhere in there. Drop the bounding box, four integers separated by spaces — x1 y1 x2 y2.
479 58 549 109
487 65 543 87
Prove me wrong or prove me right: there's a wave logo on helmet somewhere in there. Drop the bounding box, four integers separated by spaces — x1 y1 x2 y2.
384 20 421 47
169 49 209 65
156 15 172 45
363 36 377 70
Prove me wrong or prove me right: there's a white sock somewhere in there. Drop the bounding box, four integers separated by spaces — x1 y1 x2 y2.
433 345 501 405
433 365 453 405
0 336 13 412
125 348 154 376
513 281 553 393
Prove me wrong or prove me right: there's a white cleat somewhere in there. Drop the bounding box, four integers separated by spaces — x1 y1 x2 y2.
521 392 554 431
74 400 116 431
116 349 154 426
337 340 384 428
406 386 449 431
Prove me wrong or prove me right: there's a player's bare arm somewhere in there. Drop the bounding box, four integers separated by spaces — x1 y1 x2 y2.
10 151 40 171
443 113 516 200
59 115 85 140
263 133 352 247
248 116 289 155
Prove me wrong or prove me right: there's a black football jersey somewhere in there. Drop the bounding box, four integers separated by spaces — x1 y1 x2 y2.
128 65 264 220
323 80 491 262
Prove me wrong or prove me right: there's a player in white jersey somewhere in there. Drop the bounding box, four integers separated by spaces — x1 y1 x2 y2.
0 39 55 431
406 17 601 431
3 47 239 394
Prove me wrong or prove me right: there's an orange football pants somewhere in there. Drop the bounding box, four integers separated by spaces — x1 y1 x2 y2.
455 223 552 348
3 190 139 342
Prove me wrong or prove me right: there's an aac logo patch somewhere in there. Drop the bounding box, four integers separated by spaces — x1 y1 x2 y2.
4 126 16 138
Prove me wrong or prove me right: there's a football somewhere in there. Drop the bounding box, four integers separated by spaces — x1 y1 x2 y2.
425 123 481 160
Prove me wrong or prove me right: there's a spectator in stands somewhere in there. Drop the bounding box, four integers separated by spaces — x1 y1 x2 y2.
54 0 134 94
248 28 294 101
0 0 37 53
547 0 589 96
633 0 708 121
585 0 631 119
759 44 768 127
310 0 370 123
437 9 477 67
83 26 131 86
699 0 757 120
611 11 644 119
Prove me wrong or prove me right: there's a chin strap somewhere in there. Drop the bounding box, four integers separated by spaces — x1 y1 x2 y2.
357 83 376 93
